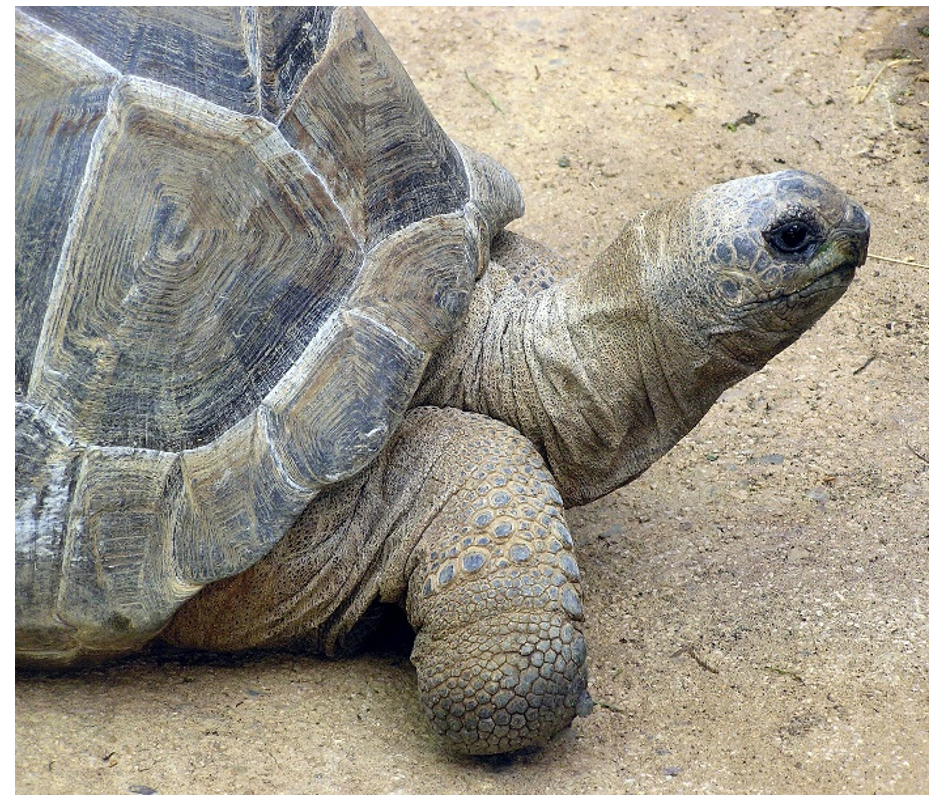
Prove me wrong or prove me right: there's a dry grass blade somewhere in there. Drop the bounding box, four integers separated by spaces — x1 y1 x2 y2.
858 58 923 103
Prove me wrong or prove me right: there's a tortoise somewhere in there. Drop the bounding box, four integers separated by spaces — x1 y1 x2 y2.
15 6 870 755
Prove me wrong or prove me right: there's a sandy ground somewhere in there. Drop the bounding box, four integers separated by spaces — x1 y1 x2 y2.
15 6 929 795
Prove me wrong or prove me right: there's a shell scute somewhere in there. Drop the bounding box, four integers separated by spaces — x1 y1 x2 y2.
29 76 360 453
15 6 523 663
15 12 118 392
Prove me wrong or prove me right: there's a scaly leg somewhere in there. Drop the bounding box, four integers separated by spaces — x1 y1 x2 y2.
164 406 592 754
398 408 592 754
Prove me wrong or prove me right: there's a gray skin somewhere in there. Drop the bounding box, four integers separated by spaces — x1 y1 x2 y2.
163 170 870 755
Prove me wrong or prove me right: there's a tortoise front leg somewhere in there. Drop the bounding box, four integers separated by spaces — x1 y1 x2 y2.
164 406 592 754
394 408 593 755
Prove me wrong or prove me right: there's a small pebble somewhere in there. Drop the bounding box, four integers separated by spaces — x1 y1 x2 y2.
129 784 157 795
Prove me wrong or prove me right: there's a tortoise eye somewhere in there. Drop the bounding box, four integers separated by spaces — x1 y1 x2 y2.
765 220 818 254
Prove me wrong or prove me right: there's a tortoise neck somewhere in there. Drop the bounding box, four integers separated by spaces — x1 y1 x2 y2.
417 223 734 507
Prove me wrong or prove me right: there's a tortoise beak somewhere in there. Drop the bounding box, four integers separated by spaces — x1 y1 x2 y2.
838 199 871 269
801 198 870 298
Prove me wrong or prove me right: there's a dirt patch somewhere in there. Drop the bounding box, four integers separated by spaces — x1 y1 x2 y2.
15 6 928 795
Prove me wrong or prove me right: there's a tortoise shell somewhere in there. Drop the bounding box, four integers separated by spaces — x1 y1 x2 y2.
15 6 522 663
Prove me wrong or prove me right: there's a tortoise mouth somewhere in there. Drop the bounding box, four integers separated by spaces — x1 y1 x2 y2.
789 230 867 304
734 260 856 315
742 220 869 313
795 260 857 300
741 230 866 314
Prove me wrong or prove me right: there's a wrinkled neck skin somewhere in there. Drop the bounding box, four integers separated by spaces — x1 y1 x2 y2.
417 203 760 508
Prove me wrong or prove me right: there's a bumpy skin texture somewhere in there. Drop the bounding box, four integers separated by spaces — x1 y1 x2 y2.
420 171 870 507
403 411 591 754
166 407 591 755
